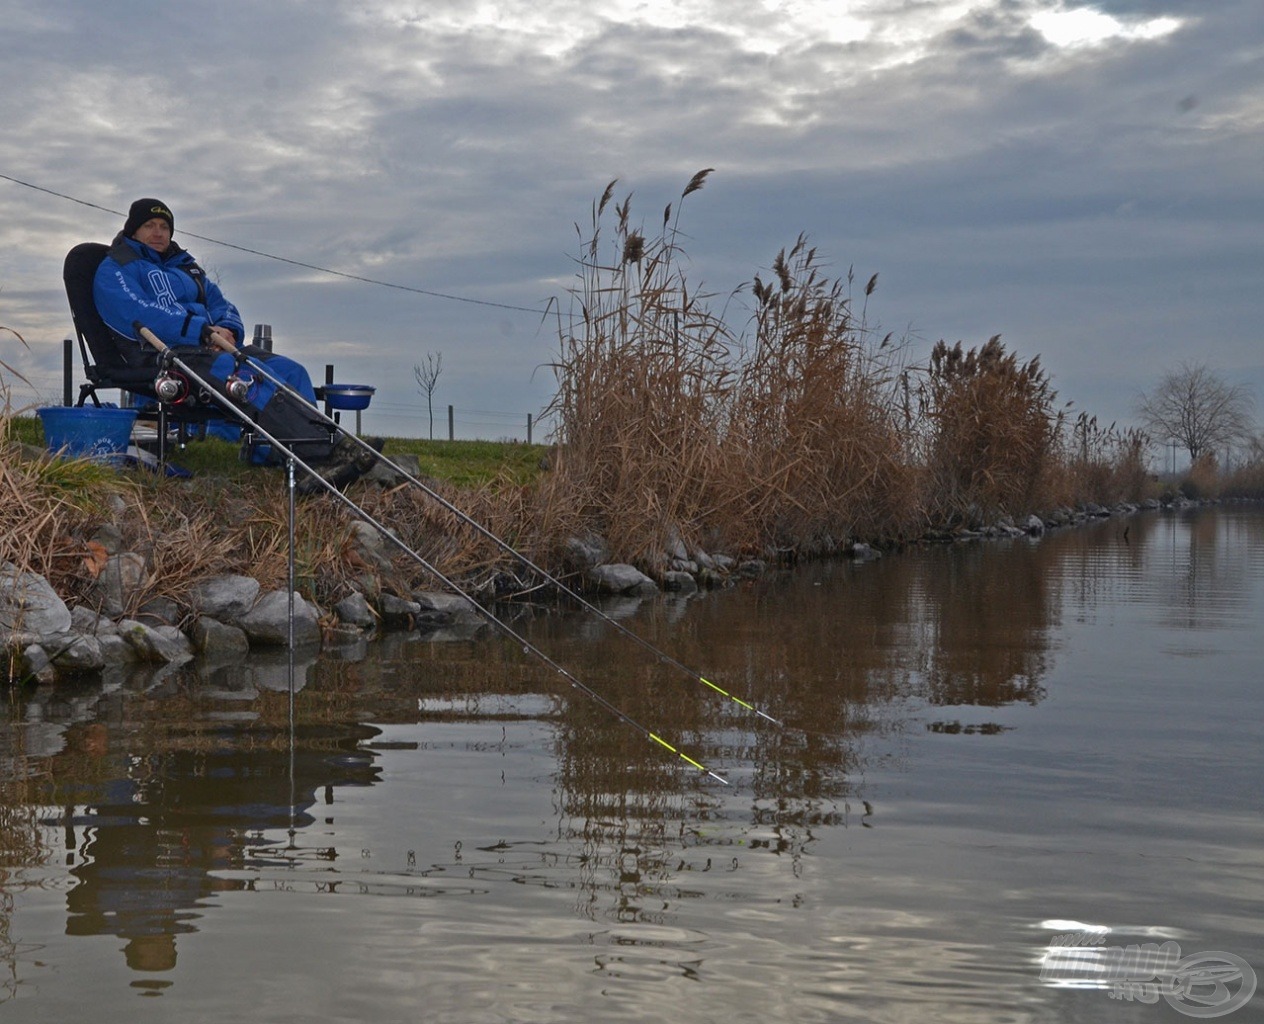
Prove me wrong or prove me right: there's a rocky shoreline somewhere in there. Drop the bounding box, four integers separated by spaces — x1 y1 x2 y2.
0 494 1208 686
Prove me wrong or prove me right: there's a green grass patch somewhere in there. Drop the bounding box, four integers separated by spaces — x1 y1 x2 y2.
4 414 43 447
5 414 546 488
386 438 548 487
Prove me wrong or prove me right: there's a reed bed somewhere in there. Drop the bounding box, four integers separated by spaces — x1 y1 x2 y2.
543 173 1181 561
1223 438 1264 499
1056 412 1152 508
542 173 737 563
915 337 1060 525
544 173 920 562
727 239 917 550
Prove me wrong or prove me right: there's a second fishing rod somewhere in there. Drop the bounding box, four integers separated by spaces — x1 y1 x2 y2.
232 347 784 730
135 324 730 783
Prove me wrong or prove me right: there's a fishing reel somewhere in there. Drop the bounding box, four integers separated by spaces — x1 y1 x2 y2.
153 369 191 403
224 372 254 403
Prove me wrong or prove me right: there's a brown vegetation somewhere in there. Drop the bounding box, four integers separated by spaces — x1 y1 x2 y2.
543 172 1184 560
543 173 919 563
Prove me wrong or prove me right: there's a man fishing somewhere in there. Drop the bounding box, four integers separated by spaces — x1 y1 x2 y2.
93 197 379 491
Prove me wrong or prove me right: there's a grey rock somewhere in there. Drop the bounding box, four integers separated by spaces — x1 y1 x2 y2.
117 618 193 663
188 575 261 621
98 633 137 663
1024 514 1046 535
334 592 378 629
564 534 610 570
662 571 699 594
697 567 727 589
736 559 768 578
665 528 689 563
90 523 126 555
137 597 180 626
379 594 424 628
363 452 423 487
91 552 148 618
70 606 118 635
350 519 395 568
19 644 56 685
413 591 482 623
1 563 72 637
238 590 322 646
191 617 251 659
587 564 659 596
850 542 881 561
39 632 105 673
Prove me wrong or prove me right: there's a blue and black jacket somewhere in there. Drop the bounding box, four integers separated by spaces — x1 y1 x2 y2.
94 234 245 361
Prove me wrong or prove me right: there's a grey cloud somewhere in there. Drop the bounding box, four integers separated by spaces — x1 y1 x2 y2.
2 0 1261 438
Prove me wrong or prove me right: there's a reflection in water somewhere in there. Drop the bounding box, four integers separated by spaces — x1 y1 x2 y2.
60 736 378 974
0 506 1260 1021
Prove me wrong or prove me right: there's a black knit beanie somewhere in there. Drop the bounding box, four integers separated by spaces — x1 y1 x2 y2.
123 198 174 238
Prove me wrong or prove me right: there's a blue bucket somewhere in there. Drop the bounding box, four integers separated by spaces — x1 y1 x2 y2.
37 406 139 465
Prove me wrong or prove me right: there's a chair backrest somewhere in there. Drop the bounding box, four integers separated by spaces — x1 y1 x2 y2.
64 241 136 377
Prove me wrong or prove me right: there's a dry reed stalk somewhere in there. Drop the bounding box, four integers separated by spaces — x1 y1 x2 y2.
916 337 1060 525
546 177 925 565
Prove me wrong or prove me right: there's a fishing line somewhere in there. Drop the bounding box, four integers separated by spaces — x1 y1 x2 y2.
135 326 728 784
0 172 544 314
239 350 784 729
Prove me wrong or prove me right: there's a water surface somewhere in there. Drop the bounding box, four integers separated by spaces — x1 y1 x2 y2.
2 506 1261 1022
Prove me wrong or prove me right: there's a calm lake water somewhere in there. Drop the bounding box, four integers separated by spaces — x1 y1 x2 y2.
2 505 1261 1023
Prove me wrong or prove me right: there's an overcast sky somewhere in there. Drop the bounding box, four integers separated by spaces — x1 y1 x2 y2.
2 0 1260 444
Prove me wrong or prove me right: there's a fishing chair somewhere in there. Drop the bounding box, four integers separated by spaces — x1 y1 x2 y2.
63 242 224 466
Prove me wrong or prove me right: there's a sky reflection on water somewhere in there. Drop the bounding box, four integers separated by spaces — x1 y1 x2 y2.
2 506 1261 1022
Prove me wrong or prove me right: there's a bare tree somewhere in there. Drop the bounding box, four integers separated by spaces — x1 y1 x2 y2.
1134 362 1255 463
413 352 443 440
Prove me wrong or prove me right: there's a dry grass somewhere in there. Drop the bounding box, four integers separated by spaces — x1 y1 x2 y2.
544 173 920 562
1179 452 1222 500
915 337 1060 525
0 433 545 639
542 177 1184 559
727 239 918 550
1 444 120 581
542 172 737 562
1056 413 1154 506
1223 438 1264 499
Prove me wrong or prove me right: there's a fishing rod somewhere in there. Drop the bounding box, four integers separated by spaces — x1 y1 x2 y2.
135 325 729 784
234 349 784 729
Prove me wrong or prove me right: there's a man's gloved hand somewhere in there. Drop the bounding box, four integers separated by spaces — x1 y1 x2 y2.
200 323 239 354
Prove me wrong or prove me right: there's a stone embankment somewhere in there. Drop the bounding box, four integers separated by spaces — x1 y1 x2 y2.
0 494 1190 686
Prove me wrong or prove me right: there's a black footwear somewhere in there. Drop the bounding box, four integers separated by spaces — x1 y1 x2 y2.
295 435 385 495
352 435 386 473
